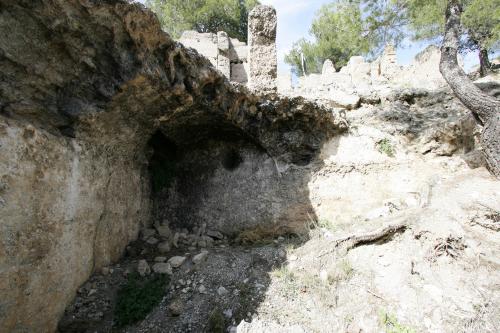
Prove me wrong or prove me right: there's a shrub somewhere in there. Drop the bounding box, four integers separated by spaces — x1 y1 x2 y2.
114 273 169 327
208 307 225 333
377 139 395 157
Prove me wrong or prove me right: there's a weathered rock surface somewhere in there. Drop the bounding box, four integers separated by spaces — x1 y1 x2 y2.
152 262 172 275
137 259 151 276
248 5 278 93
0 1 344 332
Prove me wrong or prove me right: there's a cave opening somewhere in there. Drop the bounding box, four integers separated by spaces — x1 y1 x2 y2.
147 130 180 194
145 120 292 236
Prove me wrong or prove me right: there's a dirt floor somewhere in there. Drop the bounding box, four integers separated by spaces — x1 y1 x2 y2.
59 192 499 333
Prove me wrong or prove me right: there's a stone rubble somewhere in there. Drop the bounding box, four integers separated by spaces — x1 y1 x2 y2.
168 256 187 268
192 250 209 265
152 262 173 275
137 260 151 277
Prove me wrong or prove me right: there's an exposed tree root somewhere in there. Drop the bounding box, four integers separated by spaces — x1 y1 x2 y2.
318 221 409 258
426 235 465 262
470 213 500 232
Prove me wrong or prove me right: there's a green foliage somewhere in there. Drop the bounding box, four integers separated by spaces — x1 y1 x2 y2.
327 259 355 285
362 0 409 55
379 310 416 333
271 265 298 296
462 0 500 50
208 307 225 333
286 0 499 76
317 219 338 231
406 0 446 42
285 0 411 76
377 139 395 157
407 0 500 52
235 282 254 319
285 1 370 75
339 259 354 279
114 273 169 328
145 0 259 42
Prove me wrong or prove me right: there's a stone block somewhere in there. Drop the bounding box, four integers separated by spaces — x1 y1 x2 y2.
248 5 277 93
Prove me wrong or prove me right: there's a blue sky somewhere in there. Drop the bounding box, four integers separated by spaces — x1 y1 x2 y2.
135 0 480 73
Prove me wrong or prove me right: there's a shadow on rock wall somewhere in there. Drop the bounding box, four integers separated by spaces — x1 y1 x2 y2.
0 1 345 332
150 127 323 238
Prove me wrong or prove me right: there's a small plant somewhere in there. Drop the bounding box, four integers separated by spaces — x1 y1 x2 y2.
208 307 225 333
114 272 169 327
272 265 298 296
235 282 254 320
317 219 338 231
328 259 355 285
272 265 295 281
379 310 416 333
339 259 354 278
377 138 395 157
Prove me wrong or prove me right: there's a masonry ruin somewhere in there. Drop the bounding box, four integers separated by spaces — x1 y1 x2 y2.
180 19 448 109
179 5 278 93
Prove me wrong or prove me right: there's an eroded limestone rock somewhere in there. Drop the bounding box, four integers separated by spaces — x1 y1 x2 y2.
248 5 278 93
0 1 344 332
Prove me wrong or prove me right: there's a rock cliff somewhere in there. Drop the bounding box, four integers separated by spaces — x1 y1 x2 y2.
0 1 345 331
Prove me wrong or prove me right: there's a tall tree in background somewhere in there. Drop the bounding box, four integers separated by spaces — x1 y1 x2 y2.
408 0 500 77
440 0 499 176
284 0 408 76
285 0 498 77
285 2 370 76
145 0 260 42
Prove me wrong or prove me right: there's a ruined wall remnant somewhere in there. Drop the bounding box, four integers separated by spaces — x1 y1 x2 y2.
177 5 278 91
216 31 231 79
0 1 345 331
287 45 451 108
248 5 278 93
379 44 400 80
322 59 336 76
179 30 250 84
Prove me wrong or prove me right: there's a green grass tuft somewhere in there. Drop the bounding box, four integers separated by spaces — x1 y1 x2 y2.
377 138 395 157
208 307 225 333
114 272 169 328
379 310 416 333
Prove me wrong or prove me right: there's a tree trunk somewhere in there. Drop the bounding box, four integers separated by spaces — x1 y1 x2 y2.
439 0 500 177
479 47 492 77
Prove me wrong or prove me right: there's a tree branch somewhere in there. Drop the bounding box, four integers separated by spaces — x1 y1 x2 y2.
440 0 500 177
439 0 500 124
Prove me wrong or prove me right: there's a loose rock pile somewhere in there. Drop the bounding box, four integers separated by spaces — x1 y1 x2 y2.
59 225 292 332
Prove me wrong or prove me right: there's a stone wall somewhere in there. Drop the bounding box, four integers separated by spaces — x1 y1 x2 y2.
0 118 151 332
287 45 451 108
178 5 278 93
179 31 250 84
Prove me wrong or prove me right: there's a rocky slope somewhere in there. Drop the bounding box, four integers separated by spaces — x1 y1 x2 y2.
58 88 499 333
0 1 344 332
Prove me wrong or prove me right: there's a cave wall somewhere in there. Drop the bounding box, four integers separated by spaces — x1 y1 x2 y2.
155 139 315 236
0 1 345 331
0 117 151 332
